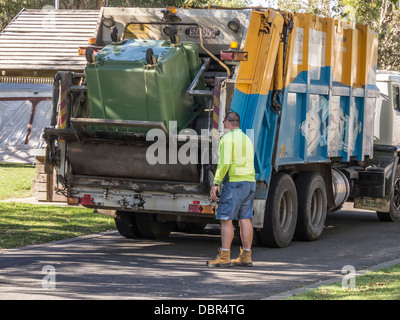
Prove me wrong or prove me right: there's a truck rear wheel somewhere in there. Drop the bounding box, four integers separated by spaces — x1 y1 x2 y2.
135 213 174 240
258 172 298 248
114 211 141 239
377 165 400 222
294 171 327 241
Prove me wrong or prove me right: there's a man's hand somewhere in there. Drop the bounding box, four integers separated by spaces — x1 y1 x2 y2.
210 185 219 201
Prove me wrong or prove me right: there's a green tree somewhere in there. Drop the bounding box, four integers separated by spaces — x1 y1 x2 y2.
276 0 332 16
183 0 248 7
337 0 400 70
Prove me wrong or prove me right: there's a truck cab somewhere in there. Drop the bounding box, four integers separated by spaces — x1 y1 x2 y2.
375 71 400 147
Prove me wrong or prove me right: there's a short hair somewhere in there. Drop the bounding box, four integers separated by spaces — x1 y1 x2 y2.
224 111 240 123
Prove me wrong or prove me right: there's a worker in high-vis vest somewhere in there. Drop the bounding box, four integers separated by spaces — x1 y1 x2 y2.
208 111 256 267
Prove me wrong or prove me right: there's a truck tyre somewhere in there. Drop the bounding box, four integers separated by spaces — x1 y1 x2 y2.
377 165 400 222
135 213 174 240
258 172 298 248
114 211 141 239
294 171 327 241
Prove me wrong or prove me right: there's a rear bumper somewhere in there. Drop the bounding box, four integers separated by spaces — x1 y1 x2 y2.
67 175 215 218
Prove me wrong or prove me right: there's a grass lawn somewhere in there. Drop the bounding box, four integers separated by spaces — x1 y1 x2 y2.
288 263 400 300
0 163 36 200
0 202 114 249
0 162 115 249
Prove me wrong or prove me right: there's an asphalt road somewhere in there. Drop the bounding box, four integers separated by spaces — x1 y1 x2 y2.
1 203 400 300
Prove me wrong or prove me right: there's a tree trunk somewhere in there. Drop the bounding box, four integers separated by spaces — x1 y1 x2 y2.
96 0 106 9
68 0 88 9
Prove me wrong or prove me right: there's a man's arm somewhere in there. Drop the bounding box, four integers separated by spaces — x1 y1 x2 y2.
213 135 232 186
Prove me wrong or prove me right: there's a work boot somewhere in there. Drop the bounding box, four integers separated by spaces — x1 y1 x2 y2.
231 247 253 267
206 249 232 267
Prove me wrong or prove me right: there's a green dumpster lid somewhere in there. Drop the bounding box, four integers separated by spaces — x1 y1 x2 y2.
95 39 174 66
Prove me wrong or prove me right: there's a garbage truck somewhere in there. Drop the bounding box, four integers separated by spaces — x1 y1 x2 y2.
43 6 400 248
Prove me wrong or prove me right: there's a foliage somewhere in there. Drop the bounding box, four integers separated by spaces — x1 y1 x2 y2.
183 0 249 7
277 0 332 17
337 0 400 71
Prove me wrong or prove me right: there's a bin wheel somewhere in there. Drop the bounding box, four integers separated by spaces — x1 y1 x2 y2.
169 26 179 44
110 26 119 43
258 172 298 248
85 46 95 64
146 48 157 65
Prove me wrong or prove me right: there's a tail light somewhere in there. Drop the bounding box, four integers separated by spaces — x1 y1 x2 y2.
220 50 248 61
188 201 215 214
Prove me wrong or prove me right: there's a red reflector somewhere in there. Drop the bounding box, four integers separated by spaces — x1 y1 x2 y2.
193 201 200 204
188 204 202 213
81 194 94 206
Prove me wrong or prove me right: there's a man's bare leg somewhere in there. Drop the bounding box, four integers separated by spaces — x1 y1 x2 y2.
220 220 234 250
239 219 253 250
